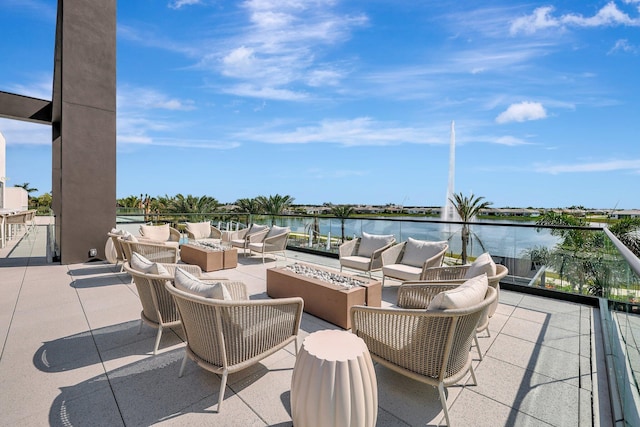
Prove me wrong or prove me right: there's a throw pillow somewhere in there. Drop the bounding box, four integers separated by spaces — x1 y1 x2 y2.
174 268 232 300
357 232 395 258
464 252 497 279
401 238 447 268
266 225 290 238
129 252 170 276
139 224 170 242
248 224 267 235
427 274 488 311
130 251 154 272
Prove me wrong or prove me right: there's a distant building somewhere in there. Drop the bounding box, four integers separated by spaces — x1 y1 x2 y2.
609 210 640 219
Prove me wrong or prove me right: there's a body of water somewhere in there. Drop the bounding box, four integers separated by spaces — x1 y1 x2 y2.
280 216 562 260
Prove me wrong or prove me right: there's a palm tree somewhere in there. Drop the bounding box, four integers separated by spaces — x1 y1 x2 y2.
14 182 38 194
14 182 39 208
166 194 219 222
449 192 492 264
256 194 295 225
234 197 263 226
607 217 640 258
330 204 354 243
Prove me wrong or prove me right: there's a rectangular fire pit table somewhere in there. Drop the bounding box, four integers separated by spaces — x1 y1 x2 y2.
180 243 238 272
266 263 381 329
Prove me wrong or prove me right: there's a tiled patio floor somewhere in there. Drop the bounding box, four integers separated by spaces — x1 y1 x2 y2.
0 224 612 426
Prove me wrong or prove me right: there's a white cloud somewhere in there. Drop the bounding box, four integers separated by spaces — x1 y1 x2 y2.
534 159 640 174
510 6 560 35
609 38 638 54
168 0 202 10
496 102 547 124
232 117 445 147
493 135 531 146
117 86 196 111
510 3 640 35
0 118 50 146
221 84 308 101
6 74 53 100
211 0 367 99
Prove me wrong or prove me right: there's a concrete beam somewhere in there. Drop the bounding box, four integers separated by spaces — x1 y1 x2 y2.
0 92 52 124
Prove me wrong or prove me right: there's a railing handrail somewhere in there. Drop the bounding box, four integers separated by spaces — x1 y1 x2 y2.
604 227 640 278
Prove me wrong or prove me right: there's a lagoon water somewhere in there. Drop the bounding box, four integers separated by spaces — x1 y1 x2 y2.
280 217 562 259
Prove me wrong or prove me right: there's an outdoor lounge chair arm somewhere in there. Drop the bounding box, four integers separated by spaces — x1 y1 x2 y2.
421 265 470 281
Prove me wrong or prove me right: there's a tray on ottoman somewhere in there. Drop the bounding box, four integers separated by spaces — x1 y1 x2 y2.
266 263 381 329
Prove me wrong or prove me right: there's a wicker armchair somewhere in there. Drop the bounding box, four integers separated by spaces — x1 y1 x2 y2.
123 262 205 354
229 223 270 256
165 280 303 412
185 221 222 242
138 223 181 247
119 239 180 264
247 226 290 263
351 286 497 427
422 263 509 320
397 263 507 361
339 232 396 277
380 238 448 286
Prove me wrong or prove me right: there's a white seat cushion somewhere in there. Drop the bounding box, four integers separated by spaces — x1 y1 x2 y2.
427 274 488 311
340 255 373 271
382 264 422 281
186 221 211 239
174 268 231 300
464 252 497 279
357 232 395 258
401 238 447 268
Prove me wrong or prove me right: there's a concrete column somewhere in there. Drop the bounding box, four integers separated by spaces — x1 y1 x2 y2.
52 0 117 263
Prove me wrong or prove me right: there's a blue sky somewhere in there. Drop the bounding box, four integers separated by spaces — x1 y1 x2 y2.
1 0 640 209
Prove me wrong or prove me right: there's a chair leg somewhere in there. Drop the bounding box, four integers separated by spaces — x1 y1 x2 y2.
382 275 386 287
437 383 451 427
178 350 189 377
153 326 163 355
474 333 483 360
468 363 478 386
217 371 229 412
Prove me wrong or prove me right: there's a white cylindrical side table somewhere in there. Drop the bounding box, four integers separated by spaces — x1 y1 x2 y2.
291 330 378 427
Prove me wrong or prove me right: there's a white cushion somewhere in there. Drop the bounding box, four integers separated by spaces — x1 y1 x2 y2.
266 225 289 238
174 268 231 300
186 221 211 239
122 231 138 242
401 238 447 268
357 232 395 258
427 274 488 311
340 256 372 271
130 251 154 272
464 252 497 279
139 224 170 241
130 252 169 276
382 264 422 281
